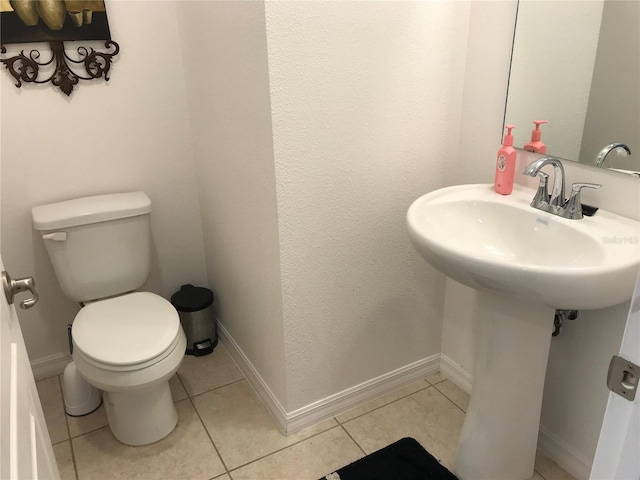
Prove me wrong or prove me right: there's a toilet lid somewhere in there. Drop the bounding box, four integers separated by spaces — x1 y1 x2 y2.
73 292 181 367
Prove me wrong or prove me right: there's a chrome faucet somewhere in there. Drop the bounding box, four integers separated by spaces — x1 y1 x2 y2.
523 156 602 219
523 156 566 208
595 143 631 167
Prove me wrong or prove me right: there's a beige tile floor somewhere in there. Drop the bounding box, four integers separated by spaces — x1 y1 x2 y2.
38 343 576 480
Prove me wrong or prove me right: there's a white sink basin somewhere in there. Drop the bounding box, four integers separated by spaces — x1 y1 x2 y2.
407 183 640 479
407 183 640 310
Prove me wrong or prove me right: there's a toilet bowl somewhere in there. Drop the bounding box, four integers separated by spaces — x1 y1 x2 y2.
32 192 187 446
72 292 186 445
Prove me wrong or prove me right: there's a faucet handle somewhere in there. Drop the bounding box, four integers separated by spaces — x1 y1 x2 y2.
571 182 602 194
565 182 602 220
530 171 550 208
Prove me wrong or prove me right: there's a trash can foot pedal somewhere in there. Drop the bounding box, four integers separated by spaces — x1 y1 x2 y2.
187 337 217 357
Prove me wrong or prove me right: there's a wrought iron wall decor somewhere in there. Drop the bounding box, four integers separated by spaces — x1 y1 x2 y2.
0 0 119 96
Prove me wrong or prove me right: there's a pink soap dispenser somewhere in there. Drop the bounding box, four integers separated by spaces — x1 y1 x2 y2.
523 120 548 153
494 124 516 195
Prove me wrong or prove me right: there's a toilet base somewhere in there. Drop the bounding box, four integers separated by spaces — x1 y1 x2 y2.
104 381 178 446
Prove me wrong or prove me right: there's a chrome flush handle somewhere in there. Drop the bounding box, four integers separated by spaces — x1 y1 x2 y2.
2 271 39 309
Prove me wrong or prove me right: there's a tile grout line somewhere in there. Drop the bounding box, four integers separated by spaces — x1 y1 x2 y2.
180 372 233 478
432 382 468 415
68 424 109 441
333 380 433 425
426 376 448 386
210 473 229 480
57 374 81 480
38 373 66 382
185 376 247 400
224 424 342 476
330 379 455 457
182 353 416 475
337 422 367 456
332 380 440 458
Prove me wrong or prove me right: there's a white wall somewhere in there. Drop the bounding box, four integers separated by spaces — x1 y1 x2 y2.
265 1 470 411
176 1 288 408
0 1 207 364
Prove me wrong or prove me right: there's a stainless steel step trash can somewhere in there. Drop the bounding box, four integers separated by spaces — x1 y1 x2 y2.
171 284 217 356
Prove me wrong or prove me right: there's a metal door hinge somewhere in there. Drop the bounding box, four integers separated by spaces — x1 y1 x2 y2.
607 355 638 401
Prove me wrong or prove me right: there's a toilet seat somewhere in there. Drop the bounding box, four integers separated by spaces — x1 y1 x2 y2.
73 292 182 371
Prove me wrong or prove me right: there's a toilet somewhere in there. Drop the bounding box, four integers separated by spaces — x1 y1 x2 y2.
32 192 186 446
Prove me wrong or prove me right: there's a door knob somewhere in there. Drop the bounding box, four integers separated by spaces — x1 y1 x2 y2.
2 271 39 309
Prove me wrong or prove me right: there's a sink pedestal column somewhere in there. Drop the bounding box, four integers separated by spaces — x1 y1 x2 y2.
454 291 555 479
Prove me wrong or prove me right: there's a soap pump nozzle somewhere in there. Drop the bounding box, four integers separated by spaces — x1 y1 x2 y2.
503 124 515 146
530 120 548 141
524 120 548 153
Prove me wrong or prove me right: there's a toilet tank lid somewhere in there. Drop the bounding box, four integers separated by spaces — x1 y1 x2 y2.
32 192 152 230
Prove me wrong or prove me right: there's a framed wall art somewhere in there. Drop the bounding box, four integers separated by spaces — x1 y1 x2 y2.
0 0 119 96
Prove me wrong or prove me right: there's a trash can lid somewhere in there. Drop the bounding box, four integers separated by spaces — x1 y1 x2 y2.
170 284 214 312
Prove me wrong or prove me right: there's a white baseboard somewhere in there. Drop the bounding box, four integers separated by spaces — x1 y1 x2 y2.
218 320 440 434
538 424 591 480
216 321 290 434
285 353 440 434
31 353 72 381
439 353 473 393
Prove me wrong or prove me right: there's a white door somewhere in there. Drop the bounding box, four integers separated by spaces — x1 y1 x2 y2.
0 261 60 479
590 273 640 479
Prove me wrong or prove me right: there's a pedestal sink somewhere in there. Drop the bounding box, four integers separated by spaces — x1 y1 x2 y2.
406 184 640 479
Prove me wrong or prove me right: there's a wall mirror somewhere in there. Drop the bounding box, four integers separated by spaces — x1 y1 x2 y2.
505 0 639 176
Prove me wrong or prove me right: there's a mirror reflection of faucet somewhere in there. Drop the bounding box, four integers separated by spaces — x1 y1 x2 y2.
523 156 602 220
595 143 631 167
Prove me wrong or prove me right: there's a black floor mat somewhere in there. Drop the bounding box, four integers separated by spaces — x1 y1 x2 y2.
320 437 458 480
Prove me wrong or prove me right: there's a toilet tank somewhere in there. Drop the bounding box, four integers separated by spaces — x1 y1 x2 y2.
32 192 153 303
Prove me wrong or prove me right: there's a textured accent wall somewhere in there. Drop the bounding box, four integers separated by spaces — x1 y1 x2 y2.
178 1 471 412
265 1 470 410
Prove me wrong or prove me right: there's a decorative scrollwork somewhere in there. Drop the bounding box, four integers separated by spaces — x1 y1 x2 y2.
80 41 119 80
0 45 41 87
50 41 78 96
0 40 119 96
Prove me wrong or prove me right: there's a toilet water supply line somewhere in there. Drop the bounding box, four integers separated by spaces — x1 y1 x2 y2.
552 310 580 336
